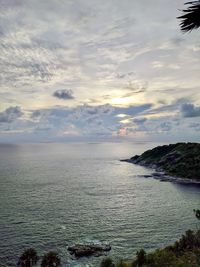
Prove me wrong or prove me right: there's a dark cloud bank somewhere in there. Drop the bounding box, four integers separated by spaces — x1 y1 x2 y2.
181 103 200 118
0 106 23 123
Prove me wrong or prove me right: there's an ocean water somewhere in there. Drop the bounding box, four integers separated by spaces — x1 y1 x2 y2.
0 142 200 267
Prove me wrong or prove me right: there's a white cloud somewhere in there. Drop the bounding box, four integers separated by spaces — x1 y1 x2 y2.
0 0 200 141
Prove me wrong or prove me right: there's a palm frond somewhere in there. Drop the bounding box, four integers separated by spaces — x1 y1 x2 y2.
178 1 200 32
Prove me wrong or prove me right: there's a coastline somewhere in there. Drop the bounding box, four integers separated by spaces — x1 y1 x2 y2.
120 159 200 185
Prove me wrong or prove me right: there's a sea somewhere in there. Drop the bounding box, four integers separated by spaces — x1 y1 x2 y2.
0 142 200 267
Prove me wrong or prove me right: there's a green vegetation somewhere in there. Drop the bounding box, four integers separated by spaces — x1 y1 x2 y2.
18 250 60 267
131 230 200 267
17 248 38 267
100 230 200 267
100 257 115 267
41 251 61 267
135 249 146 267
194 209 200 220
15 208 200 267
130 142 200 180
16 208 200 267
100 211 200 267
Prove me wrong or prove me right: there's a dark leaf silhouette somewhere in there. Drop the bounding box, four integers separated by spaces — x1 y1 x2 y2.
178 1 200 32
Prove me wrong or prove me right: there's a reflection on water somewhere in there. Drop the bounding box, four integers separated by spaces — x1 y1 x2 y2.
0 142 200 266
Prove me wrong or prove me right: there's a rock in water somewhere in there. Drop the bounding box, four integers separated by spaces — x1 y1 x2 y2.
68 244 111 258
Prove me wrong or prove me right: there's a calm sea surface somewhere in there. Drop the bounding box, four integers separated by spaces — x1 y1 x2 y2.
0 142 200 267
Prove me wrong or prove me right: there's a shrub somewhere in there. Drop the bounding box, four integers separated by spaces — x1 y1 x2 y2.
116 259 127 267
136 249 146 267
41 251 60 267
194 209 200 220
17 248 38 267
100 257 115 267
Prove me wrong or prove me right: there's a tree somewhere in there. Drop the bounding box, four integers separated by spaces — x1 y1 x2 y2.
136 249 146 267
193 209 200 220
178 1 200 32
100 257 115 267
41 251 61 267
17 248 38 267
115 259 127 267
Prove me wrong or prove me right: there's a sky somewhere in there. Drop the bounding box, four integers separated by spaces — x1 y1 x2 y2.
0 0 200 143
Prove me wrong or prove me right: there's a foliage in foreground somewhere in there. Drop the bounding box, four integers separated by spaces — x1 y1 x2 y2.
100 230 200 267
178 1 200 32
100 257 115 267
17 209 200 267
17 248 38 267
18 250 60 267
194 209 200 220
41 252 61 267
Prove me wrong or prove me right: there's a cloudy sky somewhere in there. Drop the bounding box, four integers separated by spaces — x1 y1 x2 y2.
0 0 200 142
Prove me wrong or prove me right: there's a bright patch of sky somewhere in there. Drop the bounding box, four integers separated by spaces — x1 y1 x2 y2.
0 0 200 142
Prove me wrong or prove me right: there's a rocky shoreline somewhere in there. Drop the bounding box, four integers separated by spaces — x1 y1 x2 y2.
121 158 200 185
120 143 200 184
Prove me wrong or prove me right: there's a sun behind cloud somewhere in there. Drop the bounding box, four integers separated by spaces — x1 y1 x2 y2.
110 97 132 107
0 0 200 142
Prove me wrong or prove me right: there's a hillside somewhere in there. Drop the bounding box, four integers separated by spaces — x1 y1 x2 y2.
125 143 200 180
100 229 200 266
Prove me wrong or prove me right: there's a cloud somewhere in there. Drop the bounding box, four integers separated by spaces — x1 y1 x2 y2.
159 122 172 132
31 110 41 118
190 123 200 131
181 103 200 118
0 0 24 8
53 89 74 100
133 118 147 124
119 104 152 116
15 103 151 140
0 0 200 142
0 106 23 123
1 101 200 142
